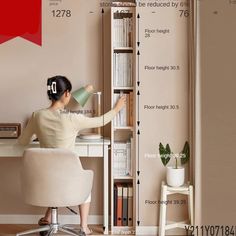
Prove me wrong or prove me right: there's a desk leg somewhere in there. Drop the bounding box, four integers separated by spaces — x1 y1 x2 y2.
103 145 109 234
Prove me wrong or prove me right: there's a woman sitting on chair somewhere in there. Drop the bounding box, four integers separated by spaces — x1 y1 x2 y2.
18 75 126 235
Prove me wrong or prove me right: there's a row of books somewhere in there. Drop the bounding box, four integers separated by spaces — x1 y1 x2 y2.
113 13 133 47
113 53 133 87
113 92 133 127
113 140 132 177
114 183 133 226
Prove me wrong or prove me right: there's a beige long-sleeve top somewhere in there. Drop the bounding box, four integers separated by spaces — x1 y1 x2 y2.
18 108 117 150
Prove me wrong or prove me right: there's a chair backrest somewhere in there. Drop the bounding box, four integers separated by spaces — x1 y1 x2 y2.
21 148 93 207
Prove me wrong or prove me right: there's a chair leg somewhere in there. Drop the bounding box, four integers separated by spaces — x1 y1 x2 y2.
61 226 81 235
16 225 50 236
63 224 80 231
45 228 54 236
60 227 83 236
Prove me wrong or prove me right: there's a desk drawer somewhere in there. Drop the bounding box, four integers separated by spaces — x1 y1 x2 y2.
88 145 103 157
74 145 88 156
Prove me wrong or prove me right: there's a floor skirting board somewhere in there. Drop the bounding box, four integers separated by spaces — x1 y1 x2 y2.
136 222 187 235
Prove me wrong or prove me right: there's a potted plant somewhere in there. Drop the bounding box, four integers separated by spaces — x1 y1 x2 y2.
159 141 190 187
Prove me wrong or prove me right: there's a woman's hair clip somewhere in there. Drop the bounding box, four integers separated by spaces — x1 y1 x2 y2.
47 81 57 94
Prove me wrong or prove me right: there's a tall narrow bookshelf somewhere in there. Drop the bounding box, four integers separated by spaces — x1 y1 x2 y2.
110 3 136 234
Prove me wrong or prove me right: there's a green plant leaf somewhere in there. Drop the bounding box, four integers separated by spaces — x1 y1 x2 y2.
159 142 165 155
166 144 171 154
159 142 171 166
181 141 190 165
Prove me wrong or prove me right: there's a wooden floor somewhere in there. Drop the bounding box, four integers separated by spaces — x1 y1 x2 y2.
0 225 113 236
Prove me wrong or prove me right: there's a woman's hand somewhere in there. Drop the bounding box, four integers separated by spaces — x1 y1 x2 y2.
114 95 126 113
85 84 94 93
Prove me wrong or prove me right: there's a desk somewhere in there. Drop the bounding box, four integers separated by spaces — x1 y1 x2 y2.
0 138 110 235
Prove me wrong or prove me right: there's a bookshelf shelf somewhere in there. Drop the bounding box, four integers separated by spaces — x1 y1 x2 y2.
110 4 136 234
112 226 134 231
113 87 134 90
114 176 133 180
114 47 133 51
114 126 133 130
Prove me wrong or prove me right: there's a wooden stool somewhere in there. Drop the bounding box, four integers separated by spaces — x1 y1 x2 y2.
159 181 194 236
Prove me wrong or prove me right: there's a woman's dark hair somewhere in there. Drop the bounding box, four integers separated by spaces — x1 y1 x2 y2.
47 75 72 101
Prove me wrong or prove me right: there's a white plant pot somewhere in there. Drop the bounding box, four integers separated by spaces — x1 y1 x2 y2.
166 166 185 187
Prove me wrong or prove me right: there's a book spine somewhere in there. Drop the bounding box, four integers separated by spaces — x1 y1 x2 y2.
114 142 130 176
129 91 133 126
125 53 128 86
117 184 123 226
126 93 130 126
129 17 133 47
126 140 131 175
122 185 128 226
119 18 122 47
130 137 134 177
114 184 118 226
128 185 133 226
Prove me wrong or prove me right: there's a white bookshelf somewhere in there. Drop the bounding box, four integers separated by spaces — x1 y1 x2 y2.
110 4 136 234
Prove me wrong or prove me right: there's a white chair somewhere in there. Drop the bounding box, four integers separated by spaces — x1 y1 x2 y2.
159 181 194 236
16 148 93 236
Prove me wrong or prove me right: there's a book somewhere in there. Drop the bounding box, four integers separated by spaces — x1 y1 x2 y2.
114 183 133 226
130 137 134 177
117 184 123 226
114 184 118 226
113 141 131 177
129 91 133 126
128 185 133 226
113 53 133 87
122 185 128 226
113 13 133 47
126 141 131 175
126 93 130 126
113 91 133 127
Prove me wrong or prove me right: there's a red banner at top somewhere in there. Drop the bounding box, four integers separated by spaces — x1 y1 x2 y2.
0 0 42 46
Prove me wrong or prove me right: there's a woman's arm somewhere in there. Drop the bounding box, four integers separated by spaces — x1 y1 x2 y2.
18 112 36 145
74 109 117 130
72 95 126 131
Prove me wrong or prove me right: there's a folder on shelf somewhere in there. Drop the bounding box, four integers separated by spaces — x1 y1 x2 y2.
117 183 123 226
114 184 118 226
128 185 133 226
122 185 128 226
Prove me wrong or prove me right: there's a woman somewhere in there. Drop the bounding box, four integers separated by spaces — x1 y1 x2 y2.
18 75 126 235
